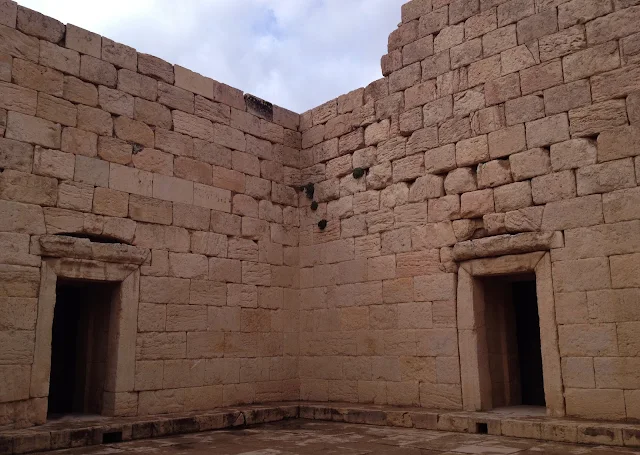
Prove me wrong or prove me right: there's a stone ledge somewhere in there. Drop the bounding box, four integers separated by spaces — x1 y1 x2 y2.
39 235 149 265
3 402 640 453
452 231 563 261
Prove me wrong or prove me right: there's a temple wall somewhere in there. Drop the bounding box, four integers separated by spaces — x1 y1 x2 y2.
298 0 640 421
3 0 640 428
0 0 301 428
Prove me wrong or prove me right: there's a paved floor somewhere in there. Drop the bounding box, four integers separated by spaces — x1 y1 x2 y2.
35 420 640 454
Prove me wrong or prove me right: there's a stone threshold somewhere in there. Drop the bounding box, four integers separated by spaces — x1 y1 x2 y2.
2 402 640 454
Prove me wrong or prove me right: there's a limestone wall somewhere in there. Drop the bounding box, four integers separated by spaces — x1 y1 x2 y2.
298 0 640 421
3 0 640 429
0 1 301 428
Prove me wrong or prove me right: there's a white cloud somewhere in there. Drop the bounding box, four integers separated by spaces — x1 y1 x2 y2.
17 0 404 113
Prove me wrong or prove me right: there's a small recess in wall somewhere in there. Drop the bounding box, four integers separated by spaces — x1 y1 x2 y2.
310 201 318 211
352 167 368 179
304 183 315 199
318 219 327 230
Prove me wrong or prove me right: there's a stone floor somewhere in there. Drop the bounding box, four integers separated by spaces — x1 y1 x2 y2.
30 420 640 454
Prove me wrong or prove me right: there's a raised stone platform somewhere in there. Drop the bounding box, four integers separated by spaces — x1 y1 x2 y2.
2 403 640 454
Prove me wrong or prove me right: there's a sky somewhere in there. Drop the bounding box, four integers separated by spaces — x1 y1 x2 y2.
18 0 405 113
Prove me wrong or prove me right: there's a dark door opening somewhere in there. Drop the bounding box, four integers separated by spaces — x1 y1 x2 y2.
482 274 545 409
48 280 117 419
513 280 545 406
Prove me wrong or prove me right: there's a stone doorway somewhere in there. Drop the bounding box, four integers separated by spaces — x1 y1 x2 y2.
29 235 148 424
457 252 565 417
47 280 120 418
481 274 545 410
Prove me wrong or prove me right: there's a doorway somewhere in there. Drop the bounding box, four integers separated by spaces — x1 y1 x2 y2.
47 280 119 418
481 274 545 410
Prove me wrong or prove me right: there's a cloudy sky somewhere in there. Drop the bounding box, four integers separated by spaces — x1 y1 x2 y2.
18 0 404 113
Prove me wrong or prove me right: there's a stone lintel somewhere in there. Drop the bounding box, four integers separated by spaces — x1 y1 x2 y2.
39 235 149 265
452 232 562 261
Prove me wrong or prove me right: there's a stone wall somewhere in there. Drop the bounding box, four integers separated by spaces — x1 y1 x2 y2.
298 0 640 421
0 0 301 428
3 0 640 429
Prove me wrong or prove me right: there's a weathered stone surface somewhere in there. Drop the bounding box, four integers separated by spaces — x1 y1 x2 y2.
453 232 557 261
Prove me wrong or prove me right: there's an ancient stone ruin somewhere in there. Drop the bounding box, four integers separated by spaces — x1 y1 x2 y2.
2 0 640 449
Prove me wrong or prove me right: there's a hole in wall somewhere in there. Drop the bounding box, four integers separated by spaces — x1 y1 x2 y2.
476 422 488 434
102 431 123 444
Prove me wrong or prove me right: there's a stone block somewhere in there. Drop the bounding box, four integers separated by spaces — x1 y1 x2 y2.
450 38 482 69
101 37 136 71
33 147 74 180
0 137 33 173
544 79 591 116
57 181 93 212
569 99 628 137
531 170 576 204
456 135 489 166
549 138 596 172
428 195 460 222
62 75 97 106
109 163 153 197
445 168 477 194
132 148 173 176
488 124 526 159
576 159 635 196
563 41 619 83
539 25 586 62
597 125 640 163
509 148 551 181
453 231 557 260
76 104 112 136
13 58 64 97
0 80 37 115
471 105 506 135
79 54 116 88
118 68 157 101
460 189 494 218
61 127 97 157
453 88 485 117
466 7 497 39
542 194 603 230
553 255 611 293
520 60 563 96
74 154 109 187
505 94 544 127
174 65 212 99
565 389 626 420
0 169 57 206
504 205 543 232
526 113 570 148
483 25 517 57
439 116 472 145
129 194 172 225
485 73 521 106
494 181 532 212
174 157 211 185
6 110 60 148
422 96 452 127
603 187 640 223
611 253 640 288
36 93 76 126
477 159 513 189
93 187 128 217
586 4 640 45
500 44 538 76
558 0 613 30
151 175 192 206
402 36 434 66
137 53 173 84
98 85 133 117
